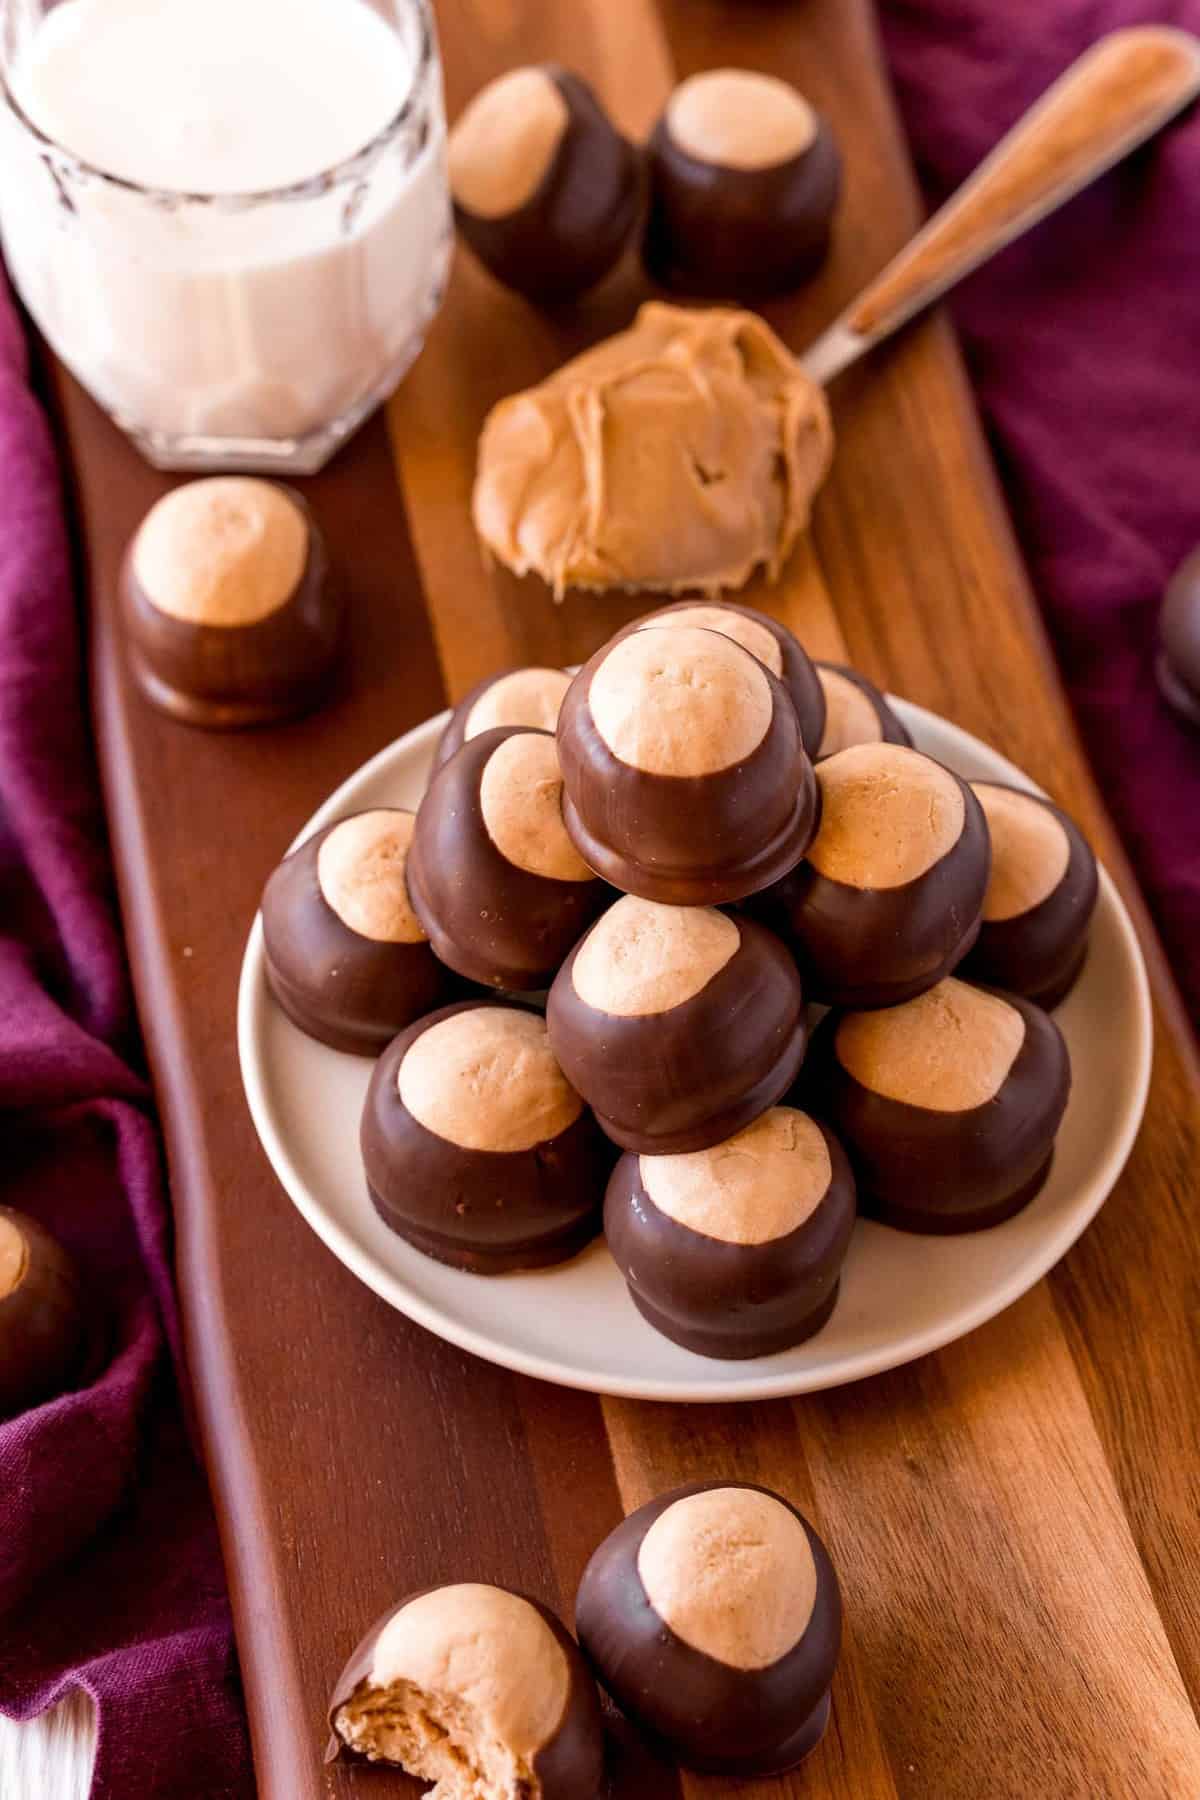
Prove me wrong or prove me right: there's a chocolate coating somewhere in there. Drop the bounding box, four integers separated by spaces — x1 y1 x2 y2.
645 82 841 298
1158 545 1200 728
616 600 827 758
962 783 1099 1009
556 634 819 906
408 727 610 991
576 1482 841 1775
810 987 1071 1233
327 1585 604 1797
0 1208 85 1419
755 752 989 1008
261 813 450 1056
451 67 643 302
814 662 911 760
605 1118 855 1358
361 1001 609 1271
547 909 807 1153
432 665 571 771
122 483 341 729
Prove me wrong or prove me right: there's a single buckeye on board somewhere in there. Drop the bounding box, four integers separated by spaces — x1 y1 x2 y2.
121 477 341 728
448 64 642 301
605 1107 856 1358
407 726 609 991
361 1001 609 1273
547 897 807 1155
645 68 841 297
556 623 819 905
756 741 990 1007
577 1481 841 1776
327 1582 604 1796
262 808 450 1055
963 782 1099 1007
810 977 1071 1232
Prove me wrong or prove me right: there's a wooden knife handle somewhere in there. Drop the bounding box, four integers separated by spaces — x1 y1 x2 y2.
848 27 1200 342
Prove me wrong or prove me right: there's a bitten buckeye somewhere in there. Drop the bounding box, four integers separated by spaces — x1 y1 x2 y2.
327 1583 604 1798
448 66 642 302
812 978 1071 1232
361 1002 608 1272
814 662 911 760
547 897 806 1153
963 782 1099 1008
433 665 573 771
121 478 341 727
758 742 989 1007
605 1108 855 1358
262 809 449 1055
556 625 818 904
619 601 826 756
408 727 608 991
577 1482 841 1775
645 69 841 297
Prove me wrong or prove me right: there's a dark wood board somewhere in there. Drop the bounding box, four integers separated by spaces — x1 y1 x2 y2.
40 0 1200 1795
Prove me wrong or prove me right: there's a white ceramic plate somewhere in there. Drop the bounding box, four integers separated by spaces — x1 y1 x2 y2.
238 699 1152 1402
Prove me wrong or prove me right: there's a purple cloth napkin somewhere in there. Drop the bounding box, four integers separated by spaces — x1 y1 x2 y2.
880 0 1200 1024
0 291 252 1792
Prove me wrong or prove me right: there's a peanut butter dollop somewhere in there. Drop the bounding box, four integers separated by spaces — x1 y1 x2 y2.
473 302 834 599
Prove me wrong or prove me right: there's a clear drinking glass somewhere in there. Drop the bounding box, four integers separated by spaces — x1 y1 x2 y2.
0 0 451 473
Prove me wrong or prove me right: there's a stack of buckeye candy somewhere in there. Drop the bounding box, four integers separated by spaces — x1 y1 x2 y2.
262 600 1096 1361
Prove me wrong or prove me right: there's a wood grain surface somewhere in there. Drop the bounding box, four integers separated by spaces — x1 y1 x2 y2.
39 1 1200 1797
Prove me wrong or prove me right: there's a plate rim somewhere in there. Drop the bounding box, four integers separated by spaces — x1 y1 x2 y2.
237 697 1154 1402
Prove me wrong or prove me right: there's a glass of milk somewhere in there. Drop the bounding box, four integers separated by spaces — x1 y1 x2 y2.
0 0 451 472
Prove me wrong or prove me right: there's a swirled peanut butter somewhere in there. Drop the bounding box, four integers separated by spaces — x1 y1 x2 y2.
473 302 833 599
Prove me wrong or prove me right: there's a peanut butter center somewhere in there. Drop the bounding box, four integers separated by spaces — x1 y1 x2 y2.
809 744 964 888
835 978 1026 1111
572 898 739 1017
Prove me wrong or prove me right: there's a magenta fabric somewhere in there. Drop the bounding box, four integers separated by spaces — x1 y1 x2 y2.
880 0 1200 1023
0 290 252 1793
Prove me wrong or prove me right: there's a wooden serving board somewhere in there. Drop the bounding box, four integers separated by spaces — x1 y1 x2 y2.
40 0 1200 1795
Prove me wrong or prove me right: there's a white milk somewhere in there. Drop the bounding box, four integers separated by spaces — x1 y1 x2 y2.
0 0 450 466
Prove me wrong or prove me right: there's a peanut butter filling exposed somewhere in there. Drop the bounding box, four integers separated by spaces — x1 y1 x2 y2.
637 1488 817 1670
336 1584 567 1798
641 1107 832 1245
635 604 783 675
479 733 593 882
572 898 739 1017
816 667 885 758
317 811 426 944
473 302 833 599
132 477 307 626
589 626 772 776
835 978 1026 1112
666 69 817 170
972 783 1071 922
0 1214 28 1299
808 744 964 889
464 668 572 741
398 1008 582 1152
448 66 569 219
